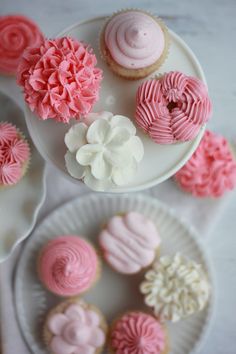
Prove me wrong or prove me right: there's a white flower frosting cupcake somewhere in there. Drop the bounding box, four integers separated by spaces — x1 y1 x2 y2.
140 253 210 322
64 111 144 191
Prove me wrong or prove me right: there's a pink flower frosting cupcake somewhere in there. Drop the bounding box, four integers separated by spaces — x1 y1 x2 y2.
0 15 44 75
37 236 100 296
135 71 212 144
99 212 161 274
175 130 236 197
44 299 107 354
109 311 168 354
17 37 103 123
0 122 30 187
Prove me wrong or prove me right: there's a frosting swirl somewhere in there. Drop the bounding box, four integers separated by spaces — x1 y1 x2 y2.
140 253 210 322
175 130 236 197
135 71 212 144
104 11 165 69
38 236 98 296
111 312 165 354
0 15 44 75
99 212 161 274
0 122 18 145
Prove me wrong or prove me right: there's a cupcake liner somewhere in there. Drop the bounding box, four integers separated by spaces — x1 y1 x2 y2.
99 8 170 80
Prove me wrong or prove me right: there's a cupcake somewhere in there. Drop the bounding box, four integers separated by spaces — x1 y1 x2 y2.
135 71 212 144
175 130 236 197
64 111 144 191
100 9 169 80
109 311 168 354
43 298 107 354
17 37 102 123
0 15 44 75
140 253 210 322
99 212 161 274
0 122 30 188
37 235 100 297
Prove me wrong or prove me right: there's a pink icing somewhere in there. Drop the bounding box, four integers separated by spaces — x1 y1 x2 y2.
135 71 212 144
47 303 105 354
17 37 103 123
111 312 165 354
175 130 236 197
105 11 165 69
38 236 98 296
0 122 30 186
0 15 44 75
99 212 160 274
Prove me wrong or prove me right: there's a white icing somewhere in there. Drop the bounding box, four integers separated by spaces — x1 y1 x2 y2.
140 253 210 322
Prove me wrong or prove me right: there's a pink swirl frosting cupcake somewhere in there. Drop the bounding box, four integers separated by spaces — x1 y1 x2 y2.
38 236 100 296
0 122 30 187
175 130 236 197
0 15 44 75
17 37 103 123
110 312 167 354
135 71 212 144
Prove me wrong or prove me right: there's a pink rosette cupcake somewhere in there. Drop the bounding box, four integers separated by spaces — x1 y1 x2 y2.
0 122 30 188
0 15 43 75
175 130 236 197
109 311 169 354
43 298 107 354
37 235 100 297
135 71 212 144
17 37 103 123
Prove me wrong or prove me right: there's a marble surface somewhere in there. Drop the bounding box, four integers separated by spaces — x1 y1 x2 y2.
0 1 236 353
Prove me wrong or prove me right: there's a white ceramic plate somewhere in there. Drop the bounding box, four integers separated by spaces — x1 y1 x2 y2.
0 94 46 262
25 16 207 193
15 194 214 354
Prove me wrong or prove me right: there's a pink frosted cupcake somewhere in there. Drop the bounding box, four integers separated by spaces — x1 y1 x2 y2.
43 298 107 354
17 37 103 123
0 122 30 188
175 130 236 197
0 15 44 75
135 71 212 144
99 212 161 274
109 311 169 354
37 236 100 297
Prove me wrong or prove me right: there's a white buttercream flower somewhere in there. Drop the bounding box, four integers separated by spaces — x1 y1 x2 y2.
64 112 144 191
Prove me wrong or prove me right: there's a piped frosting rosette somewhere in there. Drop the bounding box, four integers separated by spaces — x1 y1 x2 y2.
64 111 144 191
135 71 212 144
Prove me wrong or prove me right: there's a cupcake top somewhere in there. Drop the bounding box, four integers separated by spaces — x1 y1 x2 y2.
140 253 210 322
38 236 98 296
110 311 166 354
0 122 30 186
46 300 106 354
175 130 236 197
17 37 102 123
135 71 212 144
104 10 165 69
99 212 161 274
64 111 144 191
0 15 44 75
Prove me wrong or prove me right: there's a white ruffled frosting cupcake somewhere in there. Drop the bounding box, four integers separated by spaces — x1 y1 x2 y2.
140 253 210 322
64 111 144 191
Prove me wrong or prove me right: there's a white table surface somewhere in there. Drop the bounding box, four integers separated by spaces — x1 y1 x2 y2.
1 1 236 353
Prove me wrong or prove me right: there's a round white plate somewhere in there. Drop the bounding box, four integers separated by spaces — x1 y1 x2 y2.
15 194 214 354
25 16 207 193
0 93 46 263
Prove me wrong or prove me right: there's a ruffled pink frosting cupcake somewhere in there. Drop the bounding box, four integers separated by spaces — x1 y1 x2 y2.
17 37 103 123
135 71 212 144
38 236 100 296
0 15 44 75
0 122 30 187
110 312 168 354
175 130 236 197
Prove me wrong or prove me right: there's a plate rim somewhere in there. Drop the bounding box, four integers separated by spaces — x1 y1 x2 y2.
14 192 216 354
